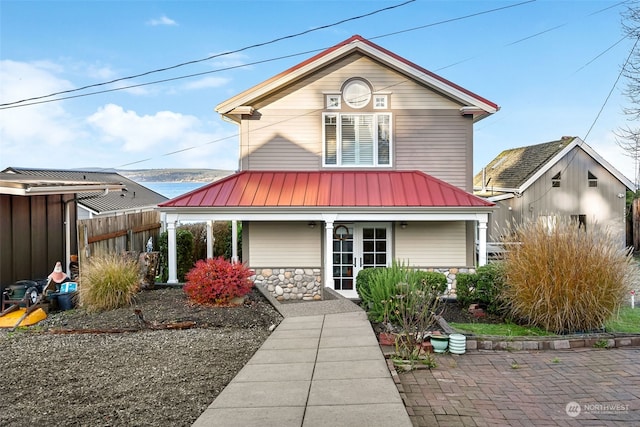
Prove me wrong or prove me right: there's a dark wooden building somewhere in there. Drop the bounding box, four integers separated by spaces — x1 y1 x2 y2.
0 173 124 286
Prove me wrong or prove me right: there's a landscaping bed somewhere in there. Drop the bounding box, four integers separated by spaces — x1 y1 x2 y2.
0 287 282 427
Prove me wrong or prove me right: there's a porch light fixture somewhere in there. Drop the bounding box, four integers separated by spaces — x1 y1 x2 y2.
308 221 316 229
400 221 408 229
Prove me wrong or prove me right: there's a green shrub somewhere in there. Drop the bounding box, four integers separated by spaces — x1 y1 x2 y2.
355 267 386 307
79 254 140 312
356 261 446 324
416 271 448 295
455 263 506 314
158 222 242 282
183 257 254 305
502 218 637 334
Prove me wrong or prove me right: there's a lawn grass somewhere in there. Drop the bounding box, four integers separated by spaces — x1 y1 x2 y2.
448 322 553 337
451 305 640 336
605 306 640 333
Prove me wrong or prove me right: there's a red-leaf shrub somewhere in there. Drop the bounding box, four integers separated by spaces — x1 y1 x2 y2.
183 257 254 305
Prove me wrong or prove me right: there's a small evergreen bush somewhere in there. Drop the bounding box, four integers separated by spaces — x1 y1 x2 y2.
355 267 386 307
79 254 140 312
502 218 637 334
183 257 254 305
455 263 506 314
417 271 448 295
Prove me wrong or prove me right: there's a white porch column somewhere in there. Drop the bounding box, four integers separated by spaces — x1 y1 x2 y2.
206 220 214 259
324 220 334 289
231 220 238 263
167 220 178 283
478 219 488 267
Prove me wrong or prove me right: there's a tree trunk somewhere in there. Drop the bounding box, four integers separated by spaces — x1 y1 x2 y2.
139 252 160 290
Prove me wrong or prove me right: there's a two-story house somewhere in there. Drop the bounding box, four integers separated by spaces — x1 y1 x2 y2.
159 35 498 299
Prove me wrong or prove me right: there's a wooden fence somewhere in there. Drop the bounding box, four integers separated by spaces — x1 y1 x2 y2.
77 211 162 262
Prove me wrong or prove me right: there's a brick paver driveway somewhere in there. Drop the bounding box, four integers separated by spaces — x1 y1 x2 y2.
398 348 640 426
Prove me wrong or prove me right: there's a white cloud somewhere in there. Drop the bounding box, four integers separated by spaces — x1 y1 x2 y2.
0 60 239 171
147 16 177 26
87 104 199 152
184 76 230 90
209 52 250 69
0 61 85 166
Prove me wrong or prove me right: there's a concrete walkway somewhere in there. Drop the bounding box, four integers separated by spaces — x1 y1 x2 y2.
193 292 412 427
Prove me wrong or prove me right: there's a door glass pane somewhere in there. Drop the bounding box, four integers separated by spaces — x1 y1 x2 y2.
363 228 374 239
333 224 354 291
362 226 388 269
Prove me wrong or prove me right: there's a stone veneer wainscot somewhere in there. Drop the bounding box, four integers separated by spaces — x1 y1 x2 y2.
252 268 322 301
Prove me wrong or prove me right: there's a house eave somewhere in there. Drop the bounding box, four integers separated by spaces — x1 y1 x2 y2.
216 36 498 116
0 183 125 197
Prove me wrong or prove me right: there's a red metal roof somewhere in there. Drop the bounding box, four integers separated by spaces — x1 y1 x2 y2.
159 171 494 208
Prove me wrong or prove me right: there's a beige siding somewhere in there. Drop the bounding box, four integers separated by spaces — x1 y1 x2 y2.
239 52 468 174
394 221 466 266
395 111 472 189
248 221 321 266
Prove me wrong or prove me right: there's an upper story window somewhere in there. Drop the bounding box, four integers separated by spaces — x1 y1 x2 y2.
324 113 391 166
588 171 598 187
342 79 371 109
551 171 561 188
373 95 388 109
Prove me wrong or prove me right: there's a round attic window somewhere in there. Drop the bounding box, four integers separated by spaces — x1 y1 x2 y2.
342 79 371 108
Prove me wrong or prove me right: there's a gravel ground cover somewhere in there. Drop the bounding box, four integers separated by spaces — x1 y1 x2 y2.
0 287 282 427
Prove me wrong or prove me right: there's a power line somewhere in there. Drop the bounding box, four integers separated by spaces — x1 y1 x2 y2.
1 0 536 111
0 0 415 108
583 35 640 141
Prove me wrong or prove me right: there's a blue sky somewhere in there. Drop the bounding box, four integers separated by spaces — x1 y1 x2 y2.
0 0 636 185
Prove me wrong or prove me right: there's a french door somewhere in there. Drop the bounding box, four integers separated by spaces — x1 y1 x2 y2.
332 222 391 298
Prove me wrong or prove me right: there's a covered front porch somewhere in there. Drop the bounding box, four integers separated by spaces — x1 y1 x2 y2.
158 170 494 299
160 212 490 300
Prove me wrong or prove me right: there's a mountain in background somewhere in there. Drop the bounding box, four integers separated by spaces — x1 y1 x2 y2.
117 168 234 183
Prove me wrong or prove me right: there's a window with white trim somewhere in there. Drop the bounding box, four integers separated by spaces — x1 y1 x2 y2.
326 95 341 109
374 95 387 109
324 113 391 166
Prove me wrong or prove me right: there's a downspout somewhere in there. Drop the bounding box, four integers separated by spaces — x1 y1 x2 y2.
64 196 77 276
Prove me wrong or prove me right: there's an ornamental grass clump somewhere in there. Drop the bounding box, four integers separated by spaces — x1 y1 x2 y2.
502 218 637 334
79 254 140 312
183 257 254 305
